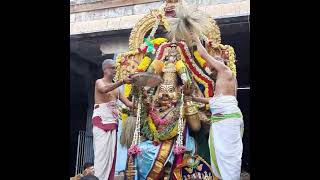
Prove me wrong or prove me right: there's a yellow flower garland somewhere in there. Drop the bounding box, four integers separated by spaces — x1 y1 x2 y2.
165 123 178 140
114 54 123 82
137 56 152 71
147 116 178 141
193 75 209 97
193 51 207 68
150 59 164 74
121 113 129 122
147 116 159 141
175 60 186 72
151 38 168 46
225 45 237 76
124 84 132 98
121 84 132 125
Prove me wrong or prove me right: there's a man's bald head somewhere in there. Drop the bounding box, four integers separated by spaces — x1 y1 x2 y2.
102 59 115 71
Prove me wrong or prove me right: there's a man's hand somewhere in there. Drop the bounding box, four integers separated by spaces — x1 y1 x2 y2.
191 32 208 58
190 32 201 44
123 76 133 84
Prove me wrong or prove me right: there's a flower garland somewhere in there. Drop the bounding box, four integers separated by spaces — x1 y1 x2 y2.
148 59 164 74
142 94 183 142
114 49 142 82
128 95 142 156
121 113 129 123
147 116 178 142
136 56 152 72
177 42 214 97
114 54 123 82
153 41 214 97
120 83 132 125
139 37 168 73
174 91 186 155
124 84 132 98
193 50 214 87
149 109 171 126
209 44 237 76
193 50 207 69
175 60 192 83
151 38 168 46
155 42 171 61
225 45 237 76
175 60 186 72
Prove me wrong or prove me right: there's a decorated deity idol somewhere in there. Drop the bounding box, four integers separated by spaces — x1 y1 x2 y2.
114 1 237 179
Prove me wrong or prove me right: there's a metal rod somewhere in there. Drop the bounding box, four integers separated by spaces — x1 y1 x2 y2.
75 131 81 176
237 87 250 90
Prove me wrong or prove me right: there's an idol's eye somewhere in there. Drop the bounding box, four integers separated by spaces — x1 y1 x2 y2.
169 86 174 93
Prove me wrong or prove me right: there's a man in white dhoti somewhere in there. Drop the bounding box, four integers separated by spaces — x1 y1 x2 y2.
92 59 133 180
191 34 244 180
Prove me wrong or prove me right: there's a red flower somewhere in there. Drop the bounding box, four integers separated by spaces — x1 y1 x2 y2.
173 145 186 155
128 144 142 155
152 140 160 146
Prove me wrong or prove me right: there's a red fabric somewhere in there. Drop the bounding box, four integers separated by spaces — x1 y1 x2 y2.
173 154 183 180
92 116 118 131
156 43 170 60
142 46 148 53
108 134 117 180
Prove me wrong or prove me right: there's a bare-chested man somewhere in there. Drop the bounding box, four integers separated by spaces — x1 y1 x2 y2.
191 34 244 180
92 59 133 180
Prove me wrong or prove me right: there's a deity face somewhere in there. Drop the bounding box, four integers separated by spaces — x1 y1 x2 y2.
156 92 177 111
168 55 176 62
165 46 180 63
159 84 176 99
156 82 178 110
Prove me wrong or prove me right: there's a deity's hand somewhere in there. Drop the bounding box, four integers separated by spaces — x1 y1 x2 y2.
182 83 194 96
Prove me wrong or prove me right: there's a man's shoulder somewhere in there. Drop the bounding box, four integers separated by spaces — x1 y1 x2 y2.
96 78 102 83
96 78 105 85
